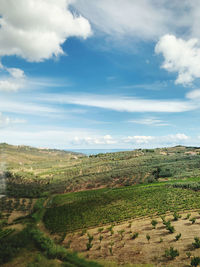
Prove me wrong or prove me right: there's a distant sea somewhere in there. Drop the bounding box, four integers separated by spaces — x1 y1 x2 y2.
69 149 133 156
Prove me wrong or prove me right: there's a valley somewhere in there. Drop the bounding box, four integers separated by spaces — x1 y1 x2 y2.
1 144 200 266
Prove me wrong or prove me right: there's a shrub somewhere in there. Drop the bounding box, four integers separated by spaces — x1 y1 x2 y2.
186 251 192 259
30 228 101 266
146 234 150 243
163 219 171 227
107 225 114 235
186 252 191 258
164 247 179 260
86 242 93 251
193 237 200 248
175 233 181 241
87 233 93 244
131 232 139 240
173 212 181 221
191 257 200 267
86 233 93 251
31 198 45 223
166 225 175 234
0 227 30 265
190 217 196 224
151 219 158 229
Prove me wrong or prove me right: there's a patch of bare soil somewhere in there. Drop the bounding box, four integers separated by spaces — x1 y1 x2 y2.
5 223 25 231
7 211 28 224
62 211 200 266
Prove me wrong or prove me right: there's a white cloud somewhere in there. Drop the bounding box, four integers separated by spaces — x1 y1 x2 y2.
0 80 24 92
0 65 26 92
73 134 117 145
6 68 25 79
123 133 189 146
124 135 154 144
0 97 58 116
0 0 92 62
0 127 195 148
166 133 189 141
73 0 200 43
129 117 169 126
186 89 200 100
155 34 200 85
73 0 175 40
43 93 196 113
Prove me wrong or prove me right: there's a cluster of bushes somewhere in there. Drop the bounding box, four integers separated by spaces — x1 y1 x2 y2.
31 198 45 223
171 182 200 191
0 197 33 213
30 228 101 267
0 225 102 266
0 227 30 265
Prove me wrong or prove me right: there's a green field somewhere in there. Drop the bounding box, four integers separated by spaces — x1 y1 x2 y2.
43 181 200 233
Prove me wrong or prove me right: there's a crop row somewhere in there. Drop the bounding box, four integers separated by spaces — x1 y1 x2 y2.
43 184 200 233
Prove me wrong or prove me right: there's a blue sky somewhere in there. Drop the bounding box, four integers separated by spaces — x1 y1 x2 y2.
1 0 200 149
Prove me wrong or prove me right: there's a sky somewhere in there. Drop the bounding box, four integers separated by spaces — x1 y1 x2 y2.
1 0 200 149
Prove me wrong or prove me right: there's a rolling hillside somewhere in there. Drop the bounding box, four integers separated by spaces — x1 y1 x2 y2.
1 143 200 197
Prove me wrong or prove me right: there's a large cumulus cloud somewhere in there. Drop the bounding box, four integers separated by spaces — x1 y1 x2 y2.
0 0 92 62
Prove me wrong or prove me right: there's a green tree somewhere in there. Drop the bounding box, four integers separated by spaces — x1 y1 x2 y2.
165 247 179 260
146 234 150 243
175 233 181 241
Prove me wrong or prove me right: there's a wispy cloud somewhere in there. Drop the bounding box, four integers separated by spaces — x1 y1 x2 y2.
42 93 196 113
128 117 169 126
0 97 58 116
73 1 200 43
0 64 26 92
186 89 200 100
